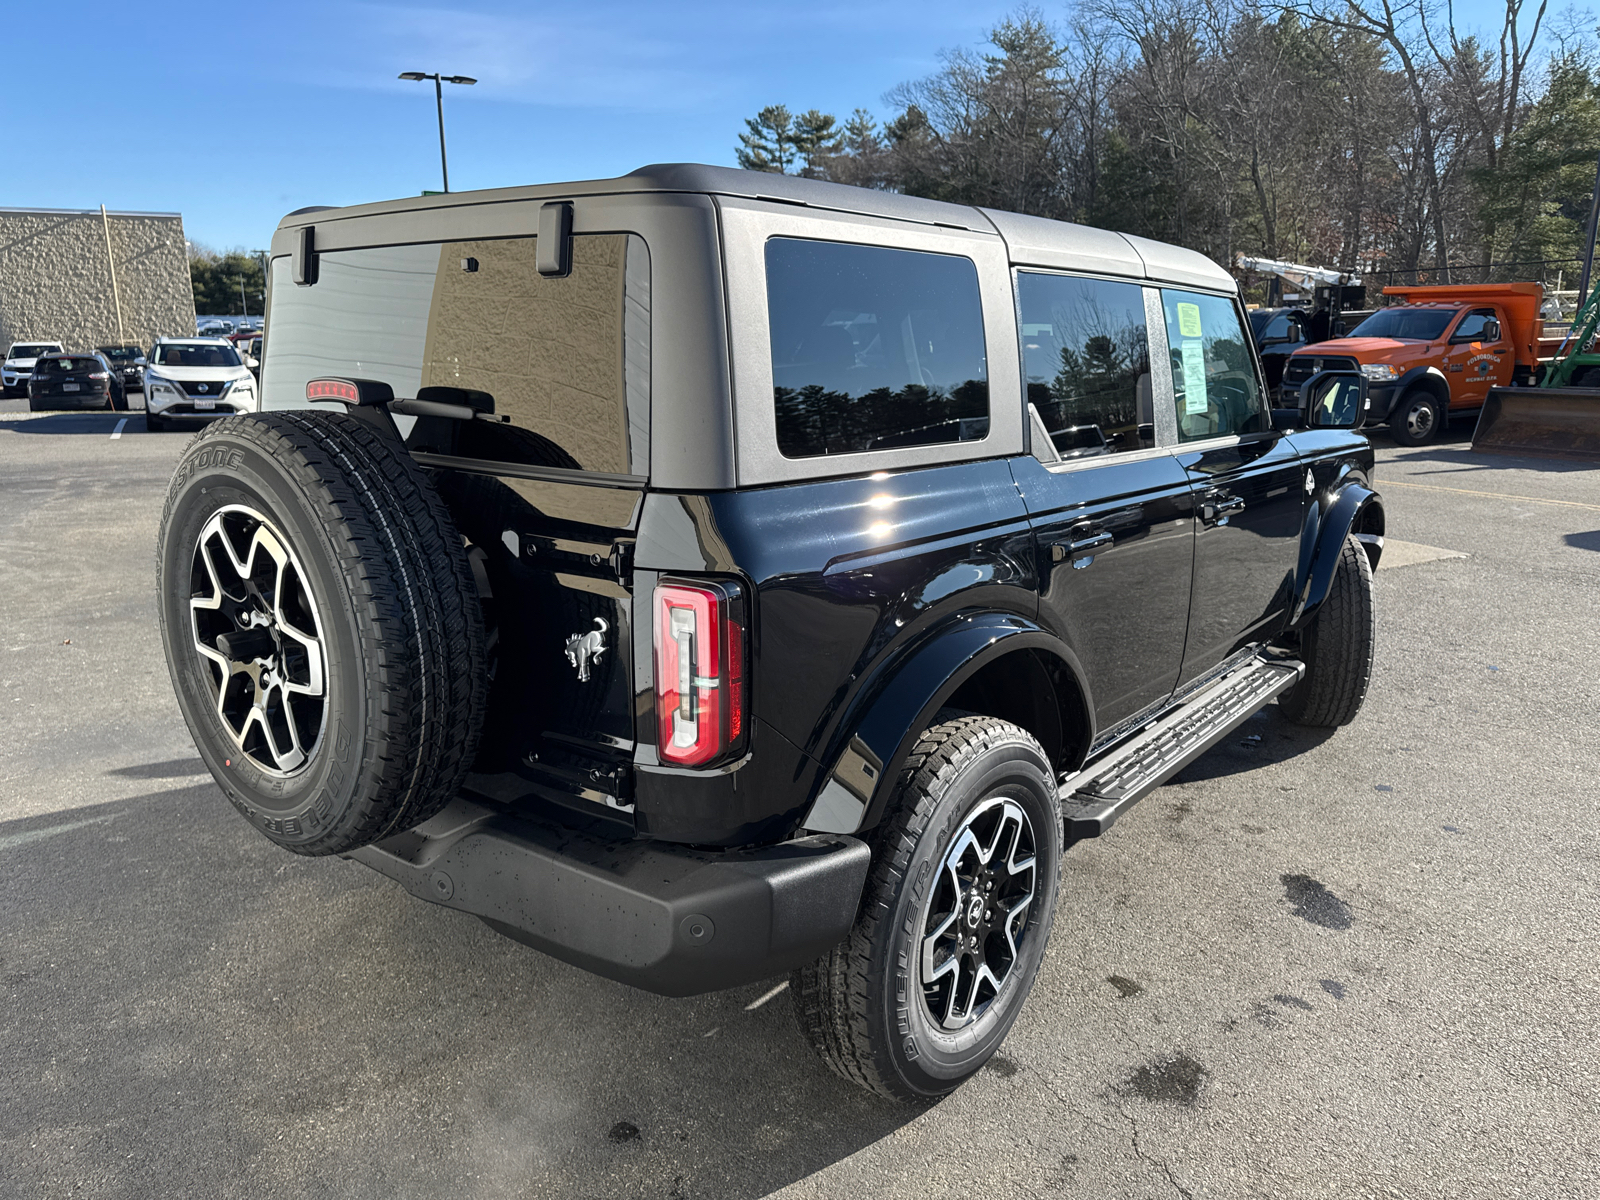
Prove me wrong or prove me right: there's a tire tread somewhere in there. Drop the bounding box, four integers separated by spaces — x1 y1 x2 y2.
159 412 486 855
1280 535 1374 728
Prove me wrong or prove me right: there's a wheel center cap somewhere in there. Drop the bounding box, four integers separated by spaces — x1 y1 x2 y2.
964 891 985 930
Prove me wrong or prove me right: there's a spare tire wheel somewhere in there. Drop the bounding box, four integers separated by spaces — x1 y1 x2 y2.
156 411 487 856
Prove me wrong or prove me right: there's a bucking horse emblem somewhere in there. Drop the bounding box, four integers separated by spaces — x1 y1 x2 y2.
564 618 609 682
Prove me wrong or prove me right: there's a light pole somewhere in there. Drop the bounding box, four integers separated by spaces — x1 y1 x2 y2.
398 71 477 193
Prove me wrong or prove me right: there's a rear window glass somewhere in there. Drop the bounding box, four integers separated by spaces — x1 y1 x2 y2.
154 344 241 368
38 357 96 373
262 234 649 476
766 238 988 458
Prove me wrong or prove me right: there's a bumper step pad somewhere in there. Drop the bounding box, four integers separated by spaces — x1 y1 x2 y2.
1060 655 1304 840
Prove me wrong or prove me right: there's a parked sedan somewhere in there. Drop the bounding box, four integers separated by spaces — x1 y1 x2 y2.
96 345 147 393
28 353 123 411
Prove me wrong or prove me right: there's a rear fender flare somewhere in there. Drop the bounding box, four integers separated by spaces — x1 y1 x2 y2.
1292 481 1380 627
799 612 1089 836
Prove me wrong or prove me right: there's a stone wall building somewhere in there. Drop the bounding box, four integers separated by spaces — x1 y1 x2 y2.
0 206 195 351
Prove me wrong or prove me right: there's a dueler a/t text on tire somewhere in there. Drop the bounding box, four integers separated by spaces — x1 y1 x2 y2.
1280 534 1375 728
792 715 1062 1101
156 412 487 856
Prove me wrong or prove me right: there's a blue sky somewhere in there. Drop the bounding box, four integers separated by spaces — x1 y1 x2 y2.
3 0 1543 250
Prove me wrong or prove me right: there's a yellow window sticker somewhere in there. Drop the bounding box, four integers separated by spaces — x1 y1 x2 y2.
1176 302 1203 340
1180 341 1208 414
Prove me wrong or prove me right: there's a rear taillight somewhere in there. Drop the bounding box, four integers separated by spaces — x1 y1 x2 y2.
654 579 748 767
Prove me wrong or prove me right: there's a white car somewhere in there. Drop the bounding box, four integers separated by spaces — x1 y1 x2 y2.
143 337 260 432
3 341 66 397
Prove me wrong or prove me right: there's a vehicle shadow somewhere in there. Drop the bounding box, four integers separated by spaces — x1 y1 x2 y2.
1370 432 1598 475
0 411 146 436
1169 703 1337 785
0 787 921 1199
1564 530 1600 552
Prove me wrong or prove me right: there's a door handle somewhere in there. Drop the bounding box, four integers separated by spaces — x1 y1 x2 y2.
1051 529 1114 565
1200 492 1246 526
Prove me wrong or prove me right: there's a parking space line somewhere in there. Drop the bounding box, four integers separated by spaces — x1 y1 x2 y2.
110 418 128 439
1382 478 1600 512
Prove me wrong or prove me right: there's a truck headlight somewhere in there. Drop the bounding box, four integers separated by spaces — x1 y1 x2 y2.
1360 363 1402 382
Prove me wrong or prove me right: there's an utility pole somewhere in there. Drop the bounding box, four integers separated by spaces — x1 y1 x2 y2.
100 204 125 344
398 72 477 192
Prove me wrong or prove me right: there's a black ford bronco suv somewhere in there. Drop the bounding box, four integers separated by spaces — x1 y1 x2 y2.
156 165 1383 1101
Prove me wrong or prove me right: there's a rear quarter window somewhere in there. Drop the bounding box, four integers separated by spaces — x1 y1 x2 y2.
765 238 988 458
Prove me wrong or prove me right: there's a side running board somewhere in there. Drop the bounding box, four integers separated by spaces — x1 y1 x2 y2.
1060 655 1305 841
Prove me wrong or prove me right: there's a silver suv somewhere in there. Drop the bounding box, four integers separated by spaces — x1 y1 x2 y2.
143 337 260 431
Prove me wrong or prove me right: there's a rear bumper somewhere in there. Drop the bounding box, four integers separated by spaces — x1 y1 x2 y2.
350 799 871 996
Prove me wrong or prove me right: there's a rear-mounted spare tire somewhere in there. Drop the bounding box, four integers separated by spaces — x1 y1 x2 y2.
156 411 487 856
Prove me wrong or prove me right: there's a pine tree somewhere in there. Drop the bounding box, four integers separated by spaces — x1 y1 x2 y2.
794 109 843 176
736 105 797 173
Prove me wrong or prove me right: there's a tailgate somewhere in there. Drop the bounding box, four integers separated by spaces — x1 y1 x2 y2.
429 468 642 821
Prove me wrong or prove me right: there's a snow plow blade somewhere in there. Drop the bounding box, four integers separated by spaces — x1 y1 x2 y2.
1472 387 1600 460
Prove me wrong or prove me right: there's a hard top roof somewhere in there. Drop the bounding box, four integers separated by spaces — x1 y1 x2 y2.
274 162 1235 292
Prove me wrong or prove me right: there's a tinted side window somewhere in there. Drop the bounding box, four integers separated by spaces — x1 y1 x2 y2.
1018 272 1152 458
1160 290 1266 442
1451 308 1495 341
766 238 988 458
263 234 649 476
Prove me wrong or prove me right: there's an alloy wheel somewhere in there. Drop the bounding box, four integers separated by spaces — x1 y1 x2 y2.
189 505 327 775
919 795 1038 1030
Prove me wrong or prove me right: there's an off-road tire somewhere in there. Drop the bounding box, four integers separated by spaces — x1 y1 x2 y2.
791 715 1062 1101
1279 535 1375 727
1389 391 1442 446
156 411 487 856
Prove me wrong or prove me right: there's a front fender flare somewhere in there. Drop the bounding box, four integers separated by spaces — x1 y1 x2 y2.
1292 482 1381 627
799 611 1087 836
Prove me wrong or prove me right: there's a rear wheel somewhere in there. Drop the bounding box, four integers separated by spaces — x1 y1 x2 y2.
1280 535 1375 727
792 715 1062 1101
1389 391 1442 446
157 412 487 856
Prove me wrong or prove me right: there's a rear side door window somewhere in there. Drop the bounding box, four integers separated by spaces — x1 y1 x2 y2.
765 238 989 458
1017 273 1152 458
1160 290 1268 442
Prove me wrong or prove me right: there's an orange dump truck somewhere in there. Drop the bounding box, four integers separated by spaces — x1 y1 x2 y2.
1283 282 1545 445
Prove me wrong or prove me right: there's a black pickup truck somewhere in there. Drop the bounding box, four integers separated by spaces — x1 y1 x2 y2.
156 165 1383 1101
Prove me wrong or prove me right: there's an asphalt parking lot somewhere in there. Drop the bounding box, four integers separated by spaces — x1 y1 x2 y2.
1 402 1596 1200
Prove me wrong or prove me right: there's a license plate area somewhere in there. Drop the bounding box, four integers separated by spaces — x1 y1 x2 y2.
63 383 80 392
193 398 215 410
